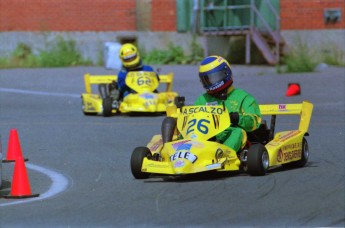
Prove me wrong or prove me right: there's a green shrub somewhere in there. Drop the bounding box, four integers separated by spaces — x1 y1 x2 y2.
280 37 318 73
142 43 185 64
0 37 91 68
142 39 204 65
185 37 205 64
321 46 345 66
283 51 317 73
37 37 91 67
13 43 32 59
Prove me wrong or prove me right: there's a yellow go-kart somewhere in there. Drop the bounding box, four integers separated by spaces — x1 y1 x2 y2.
81 71 178 116
130 97 313 179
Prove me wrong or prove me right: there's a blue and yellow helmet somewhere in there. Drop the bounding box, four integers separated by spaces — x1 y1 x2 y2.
199 56 233 95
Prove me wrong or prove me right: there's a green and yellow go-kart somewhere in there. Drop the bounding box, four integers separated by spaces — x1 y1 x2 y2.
81 71 178 116
130 99 313 179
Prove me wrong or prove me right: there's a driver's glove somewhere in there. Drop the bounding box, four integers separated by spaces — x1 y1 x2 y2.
230 112 239 126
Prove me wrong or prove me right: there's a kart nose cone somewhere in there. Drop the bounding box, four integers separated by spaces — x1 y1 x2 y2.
147 105 157 112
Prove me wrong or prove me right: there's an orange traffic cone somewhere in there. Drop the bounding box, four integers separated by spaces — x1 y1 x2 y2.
3 156 39 199
3 129 28 163
286 83 301 96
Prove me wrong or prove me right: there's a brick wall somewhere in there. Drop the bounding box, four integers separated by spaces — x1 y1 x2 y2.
281 0 345 30
1 0 343 32
151 0 176 31
0 0 176 32
0 0 137 31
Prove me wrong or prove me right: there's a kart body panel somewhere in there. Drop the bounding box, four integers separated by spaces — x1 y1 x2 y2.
259 101 313 167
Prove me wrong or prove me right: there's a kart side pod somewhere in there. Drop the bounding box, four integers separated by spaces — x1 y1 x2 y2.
259 101 314 168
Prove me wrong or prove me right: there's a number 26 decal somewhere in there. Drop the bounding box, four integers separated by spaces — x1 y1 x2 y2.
186 119 210 135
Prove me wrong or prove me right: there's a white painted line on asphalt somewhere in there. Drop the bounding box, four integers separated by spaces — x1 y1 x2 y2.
0 87 80 98
0 163 69 207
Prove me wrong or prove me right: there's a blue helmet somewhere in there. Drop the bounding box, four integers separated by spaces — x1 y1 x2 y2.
199 56 233 96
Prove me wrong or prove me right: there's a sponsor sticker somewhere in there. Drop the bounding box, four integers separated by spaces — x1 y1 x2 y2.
278 131 300 142
182 106 224 115
86 102 96 111
140 93 156 99
170 151 198 163
206 163 222 170
174 160 185 168
149 138 163 151
276 142 302 162
278 104 287 111
171 140 190 150
206 101 218 106
277 149 283 162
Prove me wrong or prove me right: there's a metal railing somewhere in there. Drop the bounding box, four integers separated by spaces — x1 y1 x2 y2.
199 0 281 62
200 0 280 31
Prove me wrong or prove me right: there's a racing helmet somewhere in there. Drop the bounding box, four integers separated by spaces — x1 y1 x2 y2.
119 43 141 69
199 56 233 97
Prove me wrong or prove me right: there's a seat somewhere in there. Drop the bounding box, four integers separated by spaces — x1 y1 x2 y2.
247 120 270 144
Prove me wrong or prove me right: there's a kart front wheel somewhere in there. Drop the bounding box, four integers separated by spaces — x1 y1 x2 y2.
282 137 309 169
131 147 151 179
102 97 113 117
247 143 269 176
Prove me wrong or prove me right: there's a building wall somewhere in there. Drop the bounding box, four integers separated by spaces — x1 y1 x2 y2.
281 0 345 30
151 0 176 31
0 0 344 64
0 0 176 32
1 0 343 32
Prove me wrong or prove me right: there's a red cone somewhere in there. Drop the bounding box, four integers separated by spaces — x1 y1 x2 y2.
3 129 28 163
2 156 39 199
286 83 301 96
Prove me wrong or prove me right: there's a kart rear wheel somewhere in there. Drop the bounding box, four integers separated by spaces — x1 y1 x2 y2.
247 143 269 176
102 97 113 117
282 137 309 169
131 147 151 179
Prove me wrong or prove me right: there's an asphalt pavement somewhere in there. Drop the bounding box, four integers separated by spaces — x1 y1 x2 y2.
0 64 344 227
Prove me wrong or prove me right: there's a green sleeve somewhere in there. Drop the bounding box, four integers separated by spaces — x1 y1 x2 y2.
194 94 206 105
238 95 261 132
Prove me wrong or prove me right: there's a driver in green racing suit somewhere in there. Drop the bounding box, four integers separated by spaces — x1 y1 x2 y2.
195 55 262 153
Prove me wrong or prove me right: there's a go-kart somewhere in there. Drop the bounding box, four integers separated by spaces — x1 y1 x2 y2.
81 71 178 116
130 98 313 179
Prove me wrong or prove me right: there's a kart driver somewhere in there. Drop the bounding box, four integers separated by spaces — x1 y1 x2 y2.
195 55 262 153
110 43 156 104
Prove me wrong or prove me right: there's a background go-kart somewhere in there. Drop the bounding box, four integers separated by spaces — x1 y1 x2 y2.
0 65 344 227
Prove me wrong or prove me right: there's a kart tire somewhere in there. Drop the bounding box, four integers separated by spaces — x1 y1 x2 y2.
102 97 113 117
247 143 269 176
282 137 309 169
131 147 151 179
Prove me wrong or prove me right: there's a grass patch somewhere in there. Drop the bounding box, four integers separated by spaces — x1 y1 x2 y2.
0 37 91 68
321 45 345 66
278 37 318 73
141 39 204 65
277 37 345 73
37 37 91 67
0 37 204 68
142 43 185 64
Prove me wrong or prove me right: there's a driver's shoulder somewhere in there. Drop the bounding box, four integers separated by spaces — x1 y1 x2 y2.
142 65 154 71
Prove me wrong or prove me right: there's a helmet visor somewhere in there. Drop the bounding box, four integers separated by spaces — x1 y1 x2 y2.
199 69 231 88
122 53 137 62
